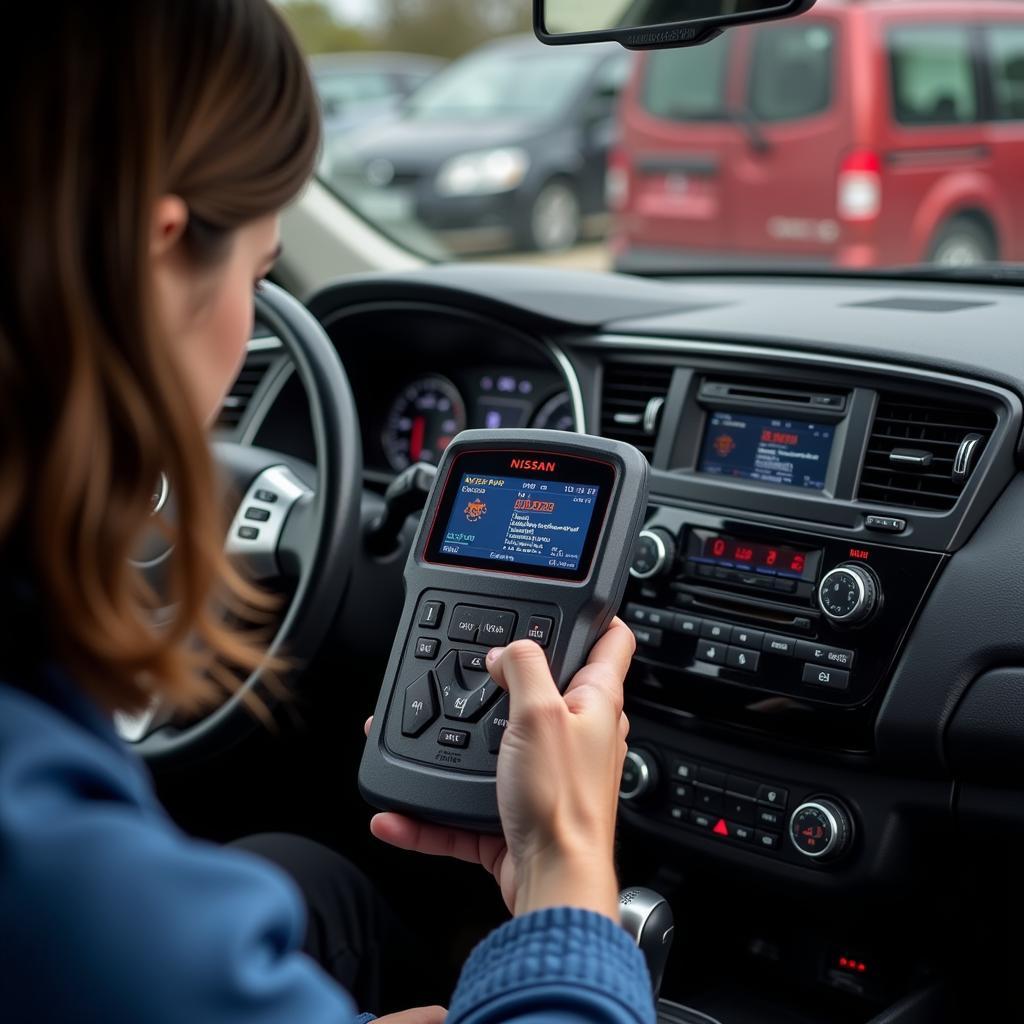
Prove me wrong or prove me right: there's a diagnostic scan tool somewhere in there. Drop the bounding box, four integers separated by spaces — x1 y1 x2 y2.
360 429 650 829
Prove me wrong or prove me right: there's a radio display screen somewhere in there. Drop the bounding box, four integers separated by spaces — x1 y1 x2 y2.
424 449 615 581
699 410 835 491
690 532 818 582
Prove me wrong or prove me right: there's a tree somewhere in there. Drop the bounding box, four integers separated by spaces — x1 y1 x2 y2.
277 1 372 54
376 0 533 59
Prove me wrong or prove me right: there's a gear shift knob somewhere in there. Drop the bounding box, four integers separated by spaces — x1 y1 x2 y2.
619 887 675 999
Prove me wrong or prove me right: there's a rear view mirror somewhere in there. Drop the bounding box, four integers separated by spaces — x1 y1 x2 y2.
536 0 817 50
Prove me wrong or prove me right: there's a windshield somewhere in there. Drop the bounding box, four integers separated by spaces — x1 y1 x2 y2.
284 0 1024 278
407 50 598 120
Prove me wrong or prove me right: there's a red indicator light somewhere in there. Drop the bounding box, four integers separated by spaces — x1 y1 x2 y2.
858 963 867 973
734 546 754 562
713 818 730 836
766 548 778 566
839 958 848 968
712 538 727 557
849 548 870 560
790 553 806 573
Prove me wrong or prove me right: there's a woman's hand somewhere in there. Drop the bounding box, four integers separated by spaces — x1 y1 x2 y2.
368 617 634 922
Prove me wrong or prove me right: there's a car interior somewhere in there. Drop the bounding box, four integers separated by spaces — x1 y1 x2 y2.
133 2 1024 1022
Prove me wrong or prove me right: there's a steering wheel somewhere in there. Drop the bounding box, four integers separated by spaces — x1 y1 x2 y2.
117 282 363 764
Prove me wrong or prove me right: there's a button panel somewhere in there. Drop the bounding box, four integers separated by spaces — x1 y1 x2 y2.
387 592 560 774
649 751 792 861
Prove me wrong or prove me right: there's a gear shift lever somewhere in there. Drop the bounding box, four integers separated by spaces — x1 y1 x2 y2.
619 887 675 999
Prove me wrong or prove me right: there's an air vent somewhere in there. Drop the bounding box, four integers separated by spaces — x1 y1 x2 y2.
858 394 996 512
216 342 280 431
599 360 673 461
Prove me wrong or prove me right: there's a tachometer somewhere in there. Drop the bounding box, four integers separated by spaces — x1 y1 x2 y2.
382 375 466 472
531 391 577 432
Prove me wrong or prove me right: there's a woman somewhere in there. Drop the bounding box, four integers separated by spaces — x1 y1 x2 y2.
0 3 654 1022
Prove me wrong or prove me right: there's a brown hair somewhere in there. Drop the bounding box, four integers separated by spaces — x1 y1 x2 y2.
0 1 320 712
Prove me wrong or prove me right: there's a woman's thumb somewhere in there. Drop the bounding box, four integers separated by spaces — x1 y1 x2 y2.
486 639 560 721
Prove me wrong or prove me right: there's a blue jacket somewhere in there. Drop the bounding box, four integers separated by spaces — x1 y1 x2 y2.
0 670 655 1023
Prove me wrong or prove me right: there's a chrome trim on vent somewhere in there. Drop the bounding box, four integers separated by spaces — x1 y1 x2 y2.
953 433 984 485
643 395 665 435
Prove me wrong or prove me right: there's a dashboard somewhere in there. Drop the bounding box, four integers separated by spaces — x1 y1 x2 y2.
231 265 1024 879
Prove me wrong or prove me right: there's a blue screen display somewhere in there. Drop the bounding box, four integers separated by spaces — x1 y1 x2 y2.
699 411 835 491
438 473 601 573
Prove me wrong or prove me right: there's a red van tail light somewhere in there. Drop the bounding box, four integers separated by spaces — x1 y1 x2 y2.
837 150 882 222
607 148 631 212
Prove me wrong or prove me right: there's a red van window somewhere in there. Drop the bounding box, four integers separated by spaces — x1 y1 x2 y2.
986 27 1024 121
747 23 835 122
642 35 731 121
888 26 979 126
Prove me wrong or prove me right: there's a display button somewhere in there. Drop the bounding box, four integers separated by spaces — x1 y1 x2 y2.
732 823 755 843
244 507 270 522
478 609 516 645
667 806 688 825
672 783 694 806
401 672 439 737
726 647 760 673
693 787 723 814
624 604 670 629
757 807 784 830
801 663 850 690
763 634 798 657
796 641 855 670
460 650 487 672
690 810 714 830
722 795 756 825
525 616 553 647
448 606 482 642
630 624 663 648
730 626 764 649
701 620 731 641
414 637 439 660
237 526 259 540
440 676 499 723
755 830 780 851
696 639 727 665
673 614 702 636
696 564 715 579
671 760 695 782
484 693 510 753
254 489 279 504
758 784 789 809
438 728 469 749
773 577 798 594
419 601 445 628
866 514 906 533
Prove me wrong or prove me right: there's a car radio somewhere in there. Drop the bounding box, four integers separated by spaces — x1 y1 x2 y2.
359 428 650 830
625 507 944 716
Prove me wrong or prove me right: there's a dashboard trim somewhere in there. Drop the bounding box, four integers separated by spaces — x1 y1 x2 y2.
584 333 1022 411
542 337 587 434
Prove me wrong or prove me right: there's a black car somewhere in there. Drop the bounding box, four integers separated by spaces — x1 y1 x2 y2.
324 35 630 254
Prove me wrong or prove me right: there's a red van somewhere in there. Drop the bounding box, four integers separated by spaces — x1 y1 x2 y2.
609 0 1024 273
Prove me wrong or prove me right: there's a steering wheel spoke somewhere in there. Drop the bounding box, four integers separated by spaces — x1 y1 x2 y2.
224 461 314 581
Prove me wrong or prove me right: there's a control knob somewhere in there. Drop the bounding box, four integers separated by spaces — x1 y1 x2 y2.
789 798 853 860
620 748 659 802
818 564 880 626
630 528 676 581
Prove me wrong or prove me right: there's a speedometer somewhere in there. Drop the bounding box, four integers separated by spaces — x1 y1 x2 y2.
382 375 466 472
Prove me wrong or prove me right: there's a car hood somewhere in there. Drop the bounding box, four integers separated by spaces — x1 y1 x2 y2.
331 118 544 176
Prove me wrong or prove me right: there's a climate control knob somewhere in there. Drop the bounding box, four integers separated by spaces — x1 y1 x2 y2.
620 748 658 802
789 798 853 861
630 528 676 580
818 564 879 625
